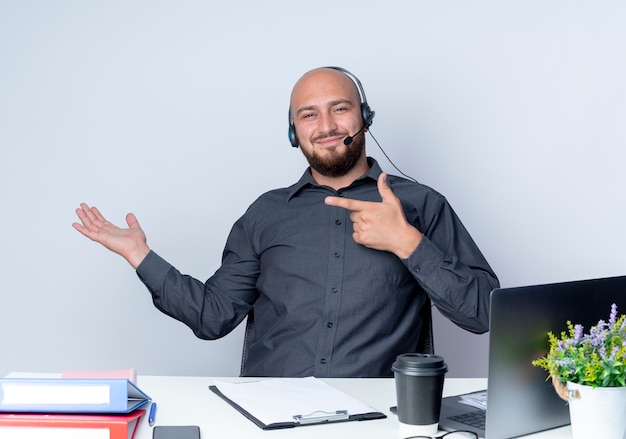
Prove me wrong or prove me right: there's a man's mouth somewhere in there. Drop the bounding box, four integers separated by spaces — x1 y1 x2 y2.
314 135 346 148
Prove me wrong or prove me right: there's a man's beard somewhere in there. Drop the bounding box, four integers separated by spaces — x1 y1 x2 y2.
301 134 365 178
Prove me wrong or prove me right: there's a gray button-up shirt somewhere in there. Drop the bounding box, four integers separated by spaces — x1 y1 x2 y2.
137 158 498 377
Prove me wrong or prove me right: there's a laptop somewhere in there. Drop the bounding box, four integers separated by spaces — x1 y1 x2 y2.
438 275 626 439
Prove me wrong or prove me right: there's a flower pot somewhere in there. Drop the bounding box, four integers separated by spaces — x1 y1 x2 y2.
566 381 626 439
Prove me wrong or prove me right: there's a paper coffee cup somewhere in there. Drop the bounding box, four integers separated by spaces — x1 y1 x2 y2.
392 353 448 437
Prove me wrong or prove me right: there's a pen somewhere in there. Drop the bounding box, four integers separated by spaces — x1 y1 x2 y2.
148 402 157 426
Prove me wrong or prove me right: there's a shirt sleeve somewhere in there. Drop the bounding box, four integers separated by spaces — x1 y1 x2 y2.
135 217 259 339
403 196 499 334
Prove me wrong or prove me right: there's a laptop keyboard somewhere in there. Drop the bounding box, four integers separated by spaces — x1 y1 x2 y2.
448 410 486 429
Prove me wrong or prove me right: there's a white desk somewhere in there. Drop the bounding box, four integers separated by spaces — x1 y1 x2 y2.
134 376 573 439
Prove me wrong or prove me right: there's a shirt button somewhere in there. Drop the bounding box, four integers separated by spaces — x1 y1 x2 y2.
334 253 341 258
320 358 327 365
327 322 334 328
414 266 421 273
331 287 338 294
335 220 342 225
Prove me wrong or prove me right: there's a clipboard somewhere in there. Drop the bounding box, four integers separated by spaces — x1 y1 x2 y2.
209 377 386 430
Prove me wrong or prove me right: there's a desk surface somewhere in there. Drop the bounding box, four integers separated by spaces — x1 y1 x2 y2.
133 375 572 439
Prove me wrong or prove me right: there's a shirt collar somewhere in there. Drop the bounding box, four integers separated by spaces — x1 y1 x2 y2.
287 157 383 201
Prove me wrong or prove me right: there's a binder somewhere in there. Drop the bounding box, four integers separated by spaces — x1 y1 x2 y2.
0 409 145 439
209 377 386 430
0 378 151 413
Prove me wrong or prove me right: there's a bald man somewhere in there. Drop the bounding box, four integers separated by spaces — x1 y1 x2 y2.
74 67 498 377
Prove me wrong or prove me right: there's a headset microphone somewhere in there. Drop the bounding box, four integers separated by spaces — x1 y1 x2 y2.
343 125 367 146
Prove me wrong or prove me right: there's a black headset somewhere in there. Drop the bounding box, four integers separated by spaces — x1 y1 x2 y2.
288 66 375 148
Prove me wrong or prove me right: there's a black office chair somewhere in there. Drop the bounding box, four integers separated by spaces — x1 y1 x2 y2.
240 312 256 375
416 296 435 355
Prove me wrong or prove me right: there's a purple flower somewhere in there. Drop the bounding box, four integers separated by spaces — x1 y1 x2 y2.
573 324 584 343
609 303 618 326
588 322 608 348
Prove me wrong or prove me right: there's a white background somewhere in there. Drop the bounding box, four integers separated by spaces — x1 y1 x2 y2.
1 1 624 378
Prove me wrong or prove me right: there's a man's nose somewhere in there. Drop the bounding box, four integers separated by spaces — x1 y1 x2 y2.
317 112 338 134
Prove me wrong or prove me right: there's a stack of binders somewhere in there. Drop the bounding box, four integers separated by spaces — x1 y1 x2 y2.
0 376 151 439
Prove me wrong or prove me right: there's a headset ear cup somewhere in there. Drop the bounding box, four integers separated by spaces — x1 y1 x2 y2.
362 103 375 128
288 106 299 148
288 123 299 148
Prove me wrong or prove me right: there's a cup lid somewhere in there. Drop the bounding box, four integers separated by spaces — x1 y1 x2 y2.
391 353 448 376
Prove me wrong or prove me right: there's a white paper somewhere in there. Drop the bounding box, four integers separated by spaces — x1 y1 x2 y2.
1 383 110 405
214 377 380 426
0 427 110 439
458 390 488 410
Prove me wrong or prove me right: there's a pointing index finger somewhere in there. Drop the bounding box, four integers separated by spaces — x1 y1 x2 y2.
324 196 368 212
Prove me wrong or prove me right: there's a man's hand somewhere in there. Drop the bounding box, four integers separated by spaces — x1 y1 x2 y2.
324 173 422 259
72 203 150 269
